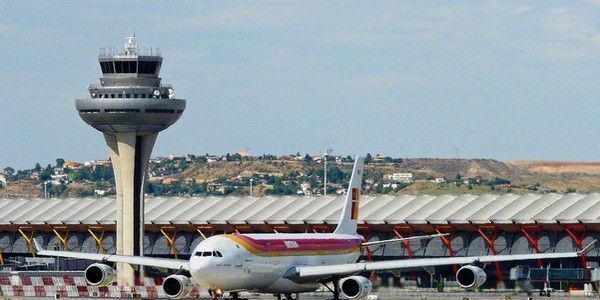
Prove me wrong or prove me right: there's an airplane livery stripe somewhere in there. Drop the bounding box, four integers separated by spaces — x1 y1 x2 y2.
224 235 361 257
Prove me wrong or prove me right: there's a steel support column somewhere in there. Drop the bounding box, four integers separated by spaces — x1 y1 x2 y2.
88 228 106 254
392 228 414 259
159 227 179 259
476 227 504 285
519 227 543 268
563 226 587 268
18 228 36 257
52 228 70 251
435 227 457 273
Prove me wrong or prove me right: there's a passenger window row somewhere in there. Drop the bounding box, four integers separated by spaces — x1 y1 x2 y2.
80 109 183 114
195 251 223 257
94 93 170 99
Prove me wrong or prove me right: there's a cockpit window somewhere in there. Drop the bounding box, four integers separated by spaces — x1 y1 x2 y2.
195 250 222 257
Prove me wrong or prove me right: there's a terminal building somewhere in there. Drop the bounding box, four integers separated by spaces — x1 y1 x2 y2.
0 193 598 287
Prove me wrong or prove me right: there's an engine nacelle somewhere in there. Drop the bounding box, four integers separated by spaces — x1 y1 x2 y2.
162 274 193 298
339 276 373 300
84 263 116 286
456 265 487 290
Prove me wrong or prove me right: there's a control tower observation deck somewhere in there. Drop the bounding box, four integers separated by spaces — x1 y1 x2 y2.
75 36 186 286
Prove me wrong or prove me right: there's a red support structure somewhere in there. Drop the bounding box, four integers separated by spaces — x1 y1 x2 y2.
563 226 587 268
519 227 543 268
392 228 414 259
363 233 374 262
476 227 504 284
435 227 457 273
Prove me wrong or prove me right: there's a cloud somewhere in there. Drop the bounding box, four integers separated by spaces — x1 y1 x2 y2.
519 6 600 61
346 72 430 91
183 5 304 30
513 5 534 15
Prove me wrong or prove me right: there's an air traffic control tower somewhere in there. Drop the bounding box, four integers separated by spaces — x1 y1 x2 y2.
75 36 186 286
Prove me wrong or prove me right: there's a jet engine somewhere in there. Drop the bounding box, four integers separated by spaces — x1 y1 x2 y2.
162 274 192 298
456 265 487 290
84 263 116 286
339 276 373 299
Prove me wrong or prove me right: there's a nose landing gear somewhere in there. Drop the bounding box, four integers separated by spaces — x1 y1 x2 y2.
275 293 299 300
209 289 248 300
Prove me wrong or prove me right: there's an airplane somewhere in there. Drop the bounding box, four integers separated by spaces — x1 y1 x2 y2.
34 157 591 300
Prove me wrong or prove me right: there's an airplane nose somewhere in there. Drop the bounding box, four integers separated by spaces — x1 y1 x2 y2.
190 257 217 284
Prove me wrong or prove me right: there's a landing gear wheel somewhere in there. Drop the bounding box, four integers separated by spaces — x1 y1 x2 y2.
210 289 224 300
284 293 299 300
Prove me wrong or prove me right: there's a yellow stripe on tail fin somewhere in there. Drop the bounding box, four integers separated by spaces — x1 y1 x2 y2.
334 157 365 235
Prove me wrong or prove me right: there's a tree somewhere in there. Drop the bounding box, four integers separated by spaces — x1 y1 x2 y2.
3 167 14 176
34 163 42 172
304 154 313 162
55 158 65 168
365 153 373 163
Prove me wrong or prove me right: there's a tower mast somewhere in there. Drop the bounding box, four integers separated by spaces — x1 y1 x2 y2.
75 36 186 286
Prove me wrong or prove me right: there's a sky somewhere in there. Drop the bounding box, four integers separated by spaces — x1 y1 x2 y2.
1 1 599 169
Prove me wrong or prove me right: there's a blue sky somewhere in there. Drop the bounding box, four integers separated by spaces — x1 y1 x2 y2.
1 1 599 169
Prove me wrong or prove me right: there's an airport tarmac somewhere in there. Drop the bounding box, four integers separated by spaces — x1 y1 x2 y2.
3 293 594 300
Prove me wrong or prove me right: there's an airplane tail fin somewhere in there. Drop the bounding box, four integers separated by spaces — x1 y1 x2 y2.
334 156 365 235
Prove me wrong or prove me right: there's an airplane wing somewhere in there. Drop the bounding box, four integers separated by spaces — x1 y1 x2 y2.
288 251 581 280
361 233 449 247
33 239 188 270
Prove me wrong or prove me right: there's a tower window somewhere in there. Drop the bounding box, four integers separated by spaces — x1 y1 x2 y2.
114 61 123 73
99 62 108 73
118 94 122 98
138 61 158 74
126 94 131 98
111 94 115 98
134 94 138 98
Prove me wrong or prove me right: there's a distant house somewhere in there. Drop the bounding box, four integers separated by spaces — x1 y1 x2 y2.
431 177 446 183
30 172 40 180
162 178 180 185
63 161 83 170
373 154 385 162
207 183 226 193
300 182 312 195
0 175 6 187
51 174 68 182
206 155 222 163
95 159 112 166
237 170 253 180
237 150 251 158
385 172 413 183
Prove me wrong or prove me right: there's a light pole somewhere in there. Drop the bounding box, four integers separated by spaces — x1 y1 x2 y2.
249 178 253 196
324 149 333 195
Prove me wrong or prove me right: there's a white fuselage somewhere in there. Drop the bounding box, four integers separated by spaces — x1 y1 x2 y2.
188 233 363 293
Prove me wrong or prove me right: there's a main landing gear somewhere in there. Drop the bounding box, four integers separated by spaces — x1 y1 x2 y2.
275 293 299 300
321 277 341 300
